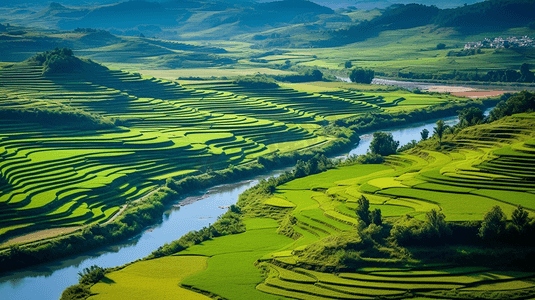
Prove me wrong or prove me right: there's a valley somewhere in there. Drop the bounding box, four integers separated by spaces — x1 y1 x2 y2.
0 0 534 299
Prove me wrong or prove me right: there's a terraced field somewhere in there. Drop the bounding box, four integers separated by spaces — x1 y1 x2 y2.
90 112 535 300
0 60 464 244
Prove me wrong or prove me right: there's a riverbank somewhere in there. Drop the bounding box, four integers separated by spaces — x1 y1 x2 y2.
0 94 506 300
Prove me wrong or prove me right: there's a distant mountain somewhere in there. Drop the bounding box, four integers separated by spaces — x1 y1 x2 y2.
9 0 343 38
58 1 183 30
260 0 484 9
325 0 535 46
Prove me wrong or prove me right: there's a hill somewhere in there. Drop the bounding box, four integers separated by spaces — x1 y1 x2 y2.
72 96 535 300
0 50 471 252
325 0 535 46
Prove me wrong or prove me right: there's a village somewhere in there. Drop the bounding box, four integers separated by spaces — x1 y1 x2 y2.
465 35 535 49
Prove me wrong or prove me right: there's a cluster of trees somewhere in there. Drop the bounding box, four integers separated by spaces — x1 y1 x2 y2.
233 75 279 88
488 90 535 121
396 63 535 83
355 196 382 227
392 205 535 247
30 48 81 75
446 48 482 57
391 209 452 246
369 132 399 156
349 67 375 84
272 68 324 83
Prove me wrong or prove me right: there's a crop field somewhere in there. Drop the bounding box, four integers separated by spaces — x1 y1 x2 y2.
0 60 465 244
254 113 535 299
89 256 211 300
94 112 535 300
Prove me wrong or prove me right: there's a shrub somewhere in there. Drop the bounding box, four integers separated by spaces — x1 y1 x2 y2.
436 43 446 49
78 265 105 285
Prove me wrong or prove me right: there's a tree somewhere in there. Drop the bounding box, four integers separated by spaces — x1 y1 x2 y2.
424 209 450 238
420 128 429 141
511 205 530 233
304 69 323 81
356 196 370 225
344 60 352 68
479 205 507 241
433 120 448 144
436 43 446 50
458 106 484 126
370 131 399 156
371 209 382 226
349 67 374 84
520 63 534 83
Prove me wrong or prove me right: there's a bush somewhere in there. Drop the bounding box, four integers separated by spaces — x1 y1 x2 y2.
78 265 105 285
436 43 446 49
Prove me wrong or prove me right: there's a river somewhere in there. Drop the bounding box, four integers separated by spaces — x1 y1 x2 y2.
336 76 462 90
0 110 477 300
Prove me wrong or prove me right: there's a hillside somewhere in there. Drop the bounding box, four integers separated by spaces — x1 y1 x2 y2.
0 50 470 246
327 0 535 46
76 100 535 300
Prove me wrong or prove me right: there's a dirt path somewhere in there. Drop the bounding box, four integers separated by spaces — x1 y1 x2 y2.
0 227 82 248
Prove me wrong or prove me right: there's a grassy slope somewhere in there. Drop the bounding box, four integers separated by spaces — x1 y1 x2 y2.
0 58 466 244
91 112 535 299
1 24 534 81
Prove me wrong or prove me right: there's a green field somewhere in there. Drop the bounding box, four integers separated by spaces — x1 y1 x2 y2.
89 111 535 300
0 59 465 244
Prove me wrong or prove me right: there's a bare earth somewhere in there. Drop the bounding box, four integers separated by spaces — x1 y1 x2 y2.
428 86 514 98
1 227 81 247
450 90 514 98
428 86 479 93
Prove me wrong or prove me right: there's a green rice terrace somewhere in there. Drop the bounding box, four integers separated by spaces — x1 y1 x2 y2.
89 111 535 300
0 54 468 245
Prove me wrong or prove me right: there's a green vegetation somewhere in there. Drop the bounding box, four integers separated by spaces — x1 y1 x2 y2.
349 67 375 84
84 102 535 299
0 49 473 271
369 131 399 156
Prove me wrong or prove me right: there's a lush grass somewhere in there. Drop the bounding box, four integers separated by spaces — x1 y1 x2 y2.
178 218 293 300
89 256 210 300
88 113 535 300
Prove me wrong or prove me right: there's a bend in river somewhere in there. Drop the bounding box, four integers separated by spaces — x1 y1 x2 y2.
0 110 485 300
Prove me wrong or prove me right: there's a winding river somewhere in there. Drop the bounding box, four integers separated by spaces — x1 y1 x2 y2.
0 110 480 300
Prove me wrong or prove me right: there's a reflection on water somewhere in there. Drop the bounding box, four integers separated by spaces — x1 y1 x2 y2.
0 108 493 299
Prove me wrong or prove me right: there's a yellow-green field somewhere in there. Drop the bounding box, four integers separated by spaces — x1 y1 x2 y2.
89 256 210 300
